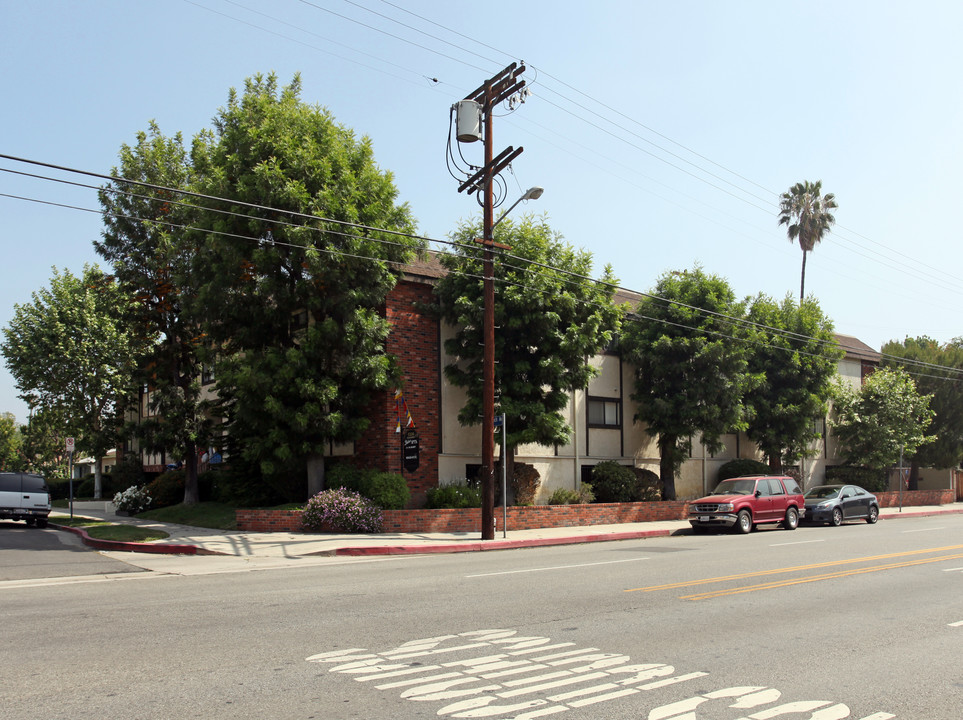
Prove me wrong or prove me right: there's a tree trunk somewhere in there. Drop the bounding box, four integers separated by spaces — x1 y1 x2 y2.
768 452 783 473
307 453 326 497
93 461 103 499
908 460 921 491
183 440 200 506
658 434 677 501
799 249 808 302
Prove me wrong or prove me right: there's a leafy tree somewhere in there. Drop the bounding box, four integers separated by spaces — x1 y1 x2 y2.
189 73 421 496
621 267 754 500
881 337 963 489
744 294 843 471
96 122 216 506
435 215 621 488
1 265 140 496
0 412 24 471
831 367 935 472
778 180 837 301
18 407 68 478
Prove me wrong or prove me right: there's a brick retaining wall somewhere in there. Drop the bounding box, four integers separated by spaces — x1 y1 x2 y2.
875 488 954 508
236 490 955 533
238 500 688 533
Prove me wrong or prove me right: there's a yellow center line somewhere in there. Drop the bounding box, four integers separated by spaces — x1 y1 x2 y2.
681 552 963 600
624 544 963 594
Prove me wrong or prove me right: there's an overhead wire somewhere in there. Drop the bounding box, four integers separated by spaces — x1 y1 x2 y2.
4 153 962 385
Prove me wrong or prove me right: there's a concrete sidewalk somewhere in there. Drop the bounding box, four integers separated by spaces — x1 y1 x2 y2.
50 501 963 559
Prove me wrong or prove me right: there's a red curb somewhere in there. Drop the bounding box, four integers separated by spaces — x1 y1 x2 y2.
880 507 963 520
50 523 207 555
333 528 672 556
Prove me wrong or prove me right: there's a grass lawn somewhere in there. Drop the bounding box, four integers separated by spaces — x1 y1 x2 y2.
50 517 170 542
138 502 238 531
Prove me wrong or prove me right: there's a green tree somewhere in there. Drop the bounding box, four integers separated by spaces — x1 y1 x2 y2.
881 337 963 489
622 267 755 500
96 122 215 506
831 367 935 472
778 180 837 301
190 73 421 497
1 266 140 496
18 407 68 479
744 294 843 472
435 215 621 488
0 412 24 471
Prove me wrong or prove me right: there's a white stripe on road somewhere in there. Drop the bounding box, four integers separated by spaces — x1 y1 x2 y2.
466 558 649 578
769 539 826 547
902 527 945 533
948 620 963 627
941 567 963 572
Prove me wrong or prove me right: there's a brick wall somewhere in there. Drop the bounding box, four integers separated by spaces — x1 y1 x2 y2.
238 501 689 533
876 488 954 508
352 279 440 508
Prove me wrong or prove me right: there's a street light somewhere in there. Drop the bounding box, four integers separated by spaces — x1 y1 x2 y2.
492 186 544 230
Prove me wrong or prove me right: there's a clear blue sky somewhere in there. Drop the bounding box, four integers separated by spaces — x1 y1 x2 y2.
2 0 962 423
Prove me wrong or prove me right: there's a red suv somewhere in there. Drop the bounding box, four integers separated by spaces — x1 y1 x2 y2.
688 475 805 534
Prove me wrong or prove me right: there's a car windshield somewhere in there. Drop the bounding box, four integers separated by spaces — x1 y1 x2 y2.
805 487 840 499
711 479 756 495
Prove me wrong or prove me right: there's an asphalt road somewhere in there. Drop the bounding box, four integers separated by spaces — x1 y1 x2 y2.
1 516 961 719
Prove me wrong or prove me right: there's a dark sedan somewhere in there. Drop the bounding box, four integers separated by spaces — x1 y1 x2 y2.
803 484 879 526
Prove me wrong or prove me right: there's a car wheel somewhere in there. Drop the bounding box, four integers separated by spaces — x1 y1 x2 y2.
831 507 843 526
25 517 36 527
36 518 48 529
736 510 753 534
866 505 879 524
783 507 799 530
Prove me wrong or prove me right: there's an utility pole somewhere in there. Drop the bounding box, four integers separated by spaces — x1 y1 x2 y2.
455 63 527 540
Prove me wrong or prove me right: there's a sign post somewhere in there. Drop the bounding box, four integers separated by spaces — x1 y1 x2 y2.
65 437 75 519
495 414 507 538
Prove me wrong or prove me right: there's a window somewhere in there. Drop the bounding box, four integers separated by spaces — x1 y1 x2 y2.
767 479 785 496
588 397 621 428
201 364 215 385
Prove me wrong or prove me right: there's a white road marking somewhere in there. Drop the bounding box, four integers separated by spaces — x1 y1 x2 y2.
308 629 896 719
948 620 963 627
465 557 649 578
901 527 945 533
770 539 826 547
941 567 963 572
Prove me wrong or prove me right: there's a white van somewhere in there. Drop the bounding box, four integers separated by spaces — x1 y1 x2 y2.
0 472 51 528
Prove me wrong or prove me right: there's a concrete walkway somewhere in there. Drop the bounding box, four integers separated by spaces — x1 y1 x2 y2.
50 501 963 559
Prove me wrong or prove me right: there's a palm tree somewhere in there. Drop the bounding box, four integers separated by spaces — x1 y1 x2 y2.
778 180 837 301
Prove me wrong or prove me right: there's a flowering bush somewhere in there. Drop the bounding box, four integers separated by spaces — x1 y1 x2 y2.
301 487 384 534
113 485 153 514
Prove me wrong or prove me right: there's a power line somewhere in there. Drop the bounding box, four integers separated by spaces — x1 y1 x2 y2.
5 153 963 386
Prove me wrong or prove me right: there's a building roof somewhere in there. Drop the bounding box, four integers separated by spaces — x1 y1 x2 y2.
402 254 881 364
834 333 881 363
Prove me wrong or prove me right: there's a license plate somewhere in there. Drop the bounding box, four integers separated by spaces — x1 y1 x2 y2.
698 516 711 522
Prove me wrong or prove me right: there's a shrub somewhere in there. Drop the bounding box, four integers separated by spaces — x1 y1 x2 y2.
548 482 595 505
426 482 482 509
717 459 771 482
113 485 152 514
111 454 146 491
328 465 410 510
825 465 888 493
548 488 579 505
301 487 384 533
146 469 185 508
633 468 662 501
512 463 541 506
590 461 640 503
576 482 595 504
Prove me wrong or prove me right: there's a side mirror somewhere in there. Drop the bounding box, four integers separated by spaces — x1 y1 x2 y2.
755 490 762 498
